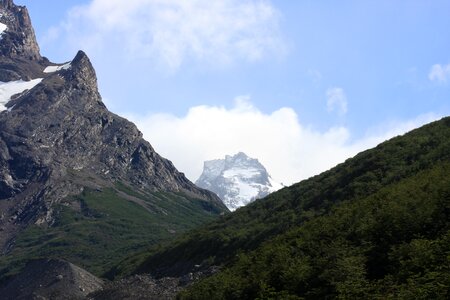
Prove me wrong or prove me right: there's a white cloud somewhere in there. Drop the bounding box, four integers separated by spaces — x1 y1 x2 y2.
51 0 285 70
326 87 347 115
126 97 440 186
428 63 450 83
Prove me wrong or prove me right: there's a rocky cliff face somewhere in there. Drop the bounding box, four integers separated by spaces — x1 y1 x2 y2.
0 0 226 254
0 0 41 61
196 152 283 211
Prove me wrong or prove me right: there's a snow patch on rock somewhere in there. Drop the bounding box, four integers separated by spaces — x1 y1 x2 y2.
0 78 43 111
0 22 7 39
44 62 71 73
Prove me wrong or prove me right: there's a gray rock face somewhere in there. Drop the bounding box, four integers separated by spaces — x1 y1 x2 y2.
0 0 225 252
0 0 41 60
196 152 283 211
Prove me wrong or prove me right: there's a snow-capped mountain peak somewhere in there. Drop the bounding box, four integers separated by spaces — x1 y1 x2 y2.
196 152 283 211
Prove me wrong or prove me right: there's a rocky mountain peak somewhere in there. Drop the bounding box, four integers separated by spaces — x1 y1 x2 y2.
0 0 41 60
71 50 97 80
63 50 100 98
0 0 226 253
196 152 283 211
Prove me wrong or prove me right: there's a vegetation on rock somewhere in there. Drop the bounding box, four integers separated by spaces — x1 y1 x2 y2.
0 183 223 282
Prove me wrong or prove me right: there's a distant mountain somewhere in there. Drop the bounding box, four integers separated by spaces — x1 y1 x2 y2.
196 152 283 211
0 0 227 281
112 117 450 299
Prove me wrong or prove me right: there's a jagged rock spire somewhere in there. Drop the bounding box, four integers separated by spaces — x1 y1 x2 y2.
0 0 41 60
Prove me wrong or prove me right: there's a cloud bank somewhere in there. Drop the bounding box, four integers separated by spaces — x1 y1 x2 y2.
127 97 440 186
50 0 285 70
429 63 450 83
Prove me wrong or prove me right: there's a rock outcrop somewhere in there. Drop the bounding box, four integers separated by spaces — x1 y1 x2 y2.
0 0 41 61
0 258 104 300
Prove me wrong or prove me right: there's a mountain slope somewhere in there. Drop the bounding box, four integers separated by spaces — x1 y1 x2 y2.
110 117 450 298
196 152 282 211
0 0 227 281
0 258 103 299
181 159 450 299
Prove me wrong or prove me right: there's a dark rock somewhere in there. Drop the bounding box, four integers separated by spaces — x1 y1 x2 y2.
0 258 103 299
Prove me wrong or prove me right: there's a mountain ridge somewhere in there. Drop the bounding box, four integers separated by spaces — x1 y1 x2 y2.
108 116 450 300
0 0 227 280
1 1 449 298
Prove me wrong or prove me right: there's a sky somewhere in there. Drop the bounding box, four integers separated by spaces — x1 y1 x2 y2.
16 0 450 185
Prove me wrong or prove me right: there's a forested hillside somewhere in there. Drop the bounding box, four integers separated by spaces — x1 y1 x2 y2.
110 118 450 298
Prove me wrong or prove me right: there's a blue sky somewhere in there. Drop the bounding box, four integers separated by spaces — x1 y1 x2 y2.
17 0 450 185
